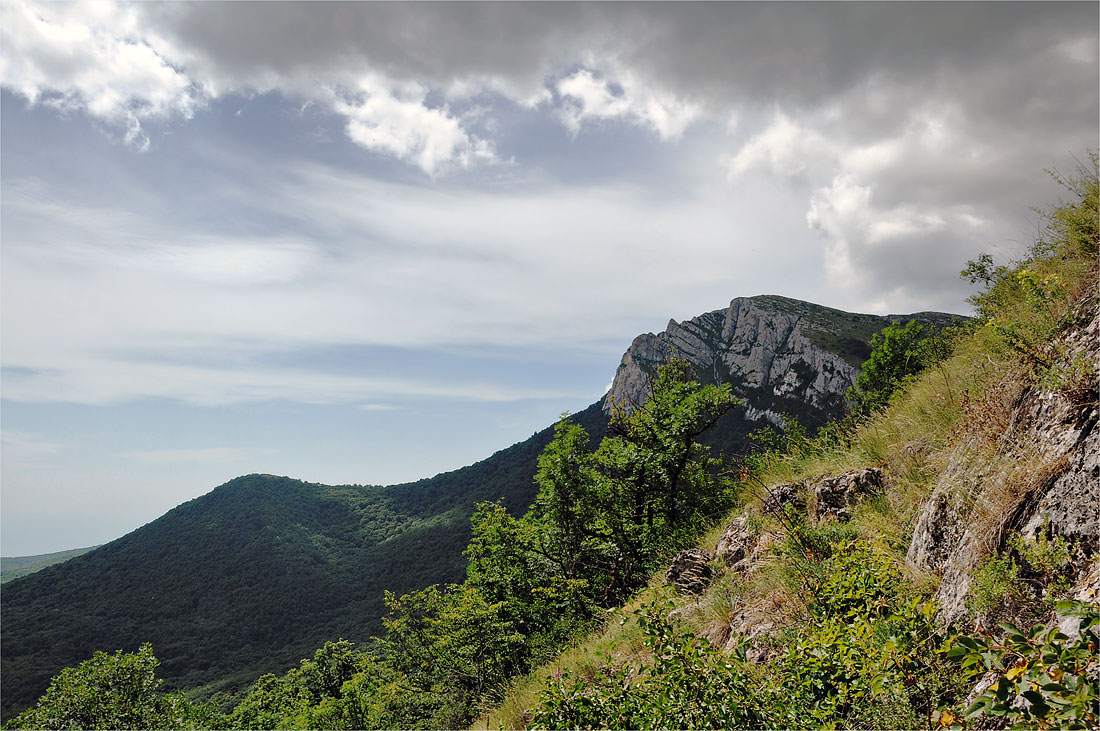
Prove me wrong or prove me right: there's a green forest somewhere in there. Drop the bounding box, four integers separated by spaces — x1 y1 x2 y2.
6 154 1099 730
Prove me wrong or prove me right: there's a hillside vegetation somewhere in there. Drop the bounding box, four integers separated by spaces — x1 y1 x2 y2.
482 153 1099 729
0 404 608 722
5 154 1097 730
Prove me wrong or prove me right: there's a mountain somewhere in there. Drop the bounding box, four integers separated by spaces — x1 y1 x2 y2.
0 295 960 721
1 546 100 584
605 295 963 453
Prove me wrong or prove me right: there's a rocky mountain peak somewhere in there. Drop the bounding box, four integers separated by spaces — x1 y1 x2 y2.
604 295 962 433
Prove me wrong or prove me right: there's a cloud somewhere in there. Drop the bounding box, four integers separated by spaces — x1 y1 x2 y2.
0 1 500 170
330 76 497 175
0 356 587 407
725 114 835 178
0 150 821 407
555 67 698 140
3 1 1094 178
0 430 61 462
0 0 199 149
805 173 982 296
722 75 1091 312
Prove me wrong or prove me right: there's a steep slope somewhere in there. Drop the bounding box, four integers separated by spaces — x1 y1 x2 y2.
0 296 957 721
483 162 1099 729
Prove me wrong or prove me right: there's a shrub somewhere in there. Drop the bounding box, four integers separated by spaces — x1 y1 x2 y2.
946 599 1099 729
968 552 1022 618
7 645 222 730
530 600 767 729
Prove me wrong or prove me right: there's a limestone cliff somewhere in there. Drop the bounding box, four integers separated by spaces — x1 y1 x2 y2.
604 294 962 432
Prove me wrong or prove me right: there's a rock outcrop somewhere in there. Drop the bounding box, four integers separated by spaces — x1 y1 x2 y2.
714 515 777 575
810 467 883 522
907 302 1099 626
666 548 715 594
760 482 806 516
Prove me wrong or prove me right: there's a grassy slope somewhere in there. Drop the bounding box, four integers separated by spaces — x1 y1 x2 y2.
480 162 1098 729
476 322 1000 729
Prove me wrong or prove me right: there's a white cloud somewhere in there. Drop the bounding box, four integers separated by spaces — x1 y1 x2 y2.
724 94 1031 310
0 0 200 149
0 153 820 407
555 67 698 140
725 113 836 178
331 76 497 175
805 173 989 305
0 356 585 407
0 0 501 170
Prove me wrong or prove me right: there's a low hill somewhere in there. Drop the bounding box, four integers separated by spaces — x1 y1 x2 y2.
0 296 957 721
0 404 607 721
1 546 100 584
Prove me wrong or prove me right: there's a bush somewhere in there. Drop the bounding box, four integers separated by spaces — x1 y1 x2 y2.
946 599 1099 729
848 321 952 415
531 600 767 729
7 644 222 730
968 530 1074 622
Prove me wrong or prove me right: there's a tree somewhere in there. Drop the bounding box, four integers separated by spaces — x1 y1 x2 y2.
7 644 221 730
470 358 740 616
379 583 526 728
847 320 931 415
228 640 365 730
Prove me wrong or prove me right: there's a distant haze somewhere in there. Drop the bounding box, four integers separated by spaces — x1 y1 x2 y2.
2 1 1097 555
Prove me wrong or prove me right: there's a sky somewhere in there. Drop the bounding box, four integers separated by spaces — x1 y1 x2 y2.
1 1 1097 556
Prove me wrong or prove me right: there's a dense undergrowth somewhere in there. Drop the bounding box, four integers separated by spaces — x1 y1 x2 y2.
7 155 1097 730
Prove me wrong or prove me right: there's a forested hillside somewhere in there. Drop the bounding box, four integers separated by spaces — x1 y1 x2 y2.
1 547 100 584
0 405 607 721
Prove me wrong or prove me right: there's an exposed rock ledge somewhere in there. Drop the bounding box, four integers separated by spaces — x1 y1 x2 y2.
907 302 1099 626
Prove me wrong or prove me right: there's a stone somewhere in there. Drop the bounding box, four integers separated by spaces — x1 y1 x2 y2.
906 303 1099 627
761 482 805 516
810 467 884 522
714 515 777 575
602 296 960 426
666 548 714 594
714 515 755 569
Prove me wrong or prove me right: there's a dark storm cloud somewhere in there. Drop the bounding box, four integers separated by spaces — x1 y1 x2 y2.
139 2 1096 110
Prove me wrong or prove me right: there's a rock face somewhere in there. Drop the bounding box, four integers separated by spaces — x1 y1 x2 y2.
666 548 715 594
603 295 962 431
715 516 756 569
907 302 1099 626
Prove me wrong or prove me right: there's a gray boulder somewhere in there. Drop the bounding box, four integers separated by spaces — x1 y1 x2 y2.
666 548 714 594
